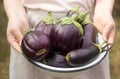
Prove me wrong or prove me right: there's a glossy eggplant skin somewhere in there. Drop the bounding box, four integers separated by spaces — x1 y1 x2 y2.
35 21 54 37
21 31 51 61
44 52 70 68
80 24 96 48
67 44 100 66
51 23 80 52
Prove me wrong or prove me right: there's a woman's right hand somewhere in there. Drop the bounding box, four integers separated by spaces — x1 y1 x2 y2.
7 15 29 53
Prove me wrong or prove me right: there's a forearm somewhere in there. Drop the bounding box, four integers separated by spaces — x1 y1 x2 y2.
94 0 115 14
3 0 26 19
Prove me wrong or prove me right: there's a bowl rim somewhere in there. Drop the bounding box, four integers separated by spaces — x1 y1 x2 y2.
23 50 108 73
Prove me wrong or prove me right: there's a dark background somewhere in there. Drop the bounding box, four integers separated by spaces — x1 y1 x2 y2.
0 0 120 79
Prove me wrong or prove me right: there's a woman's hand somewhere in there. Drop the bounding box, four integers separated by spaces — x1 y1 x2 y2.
7 15 29 53
93 0 115 46
93 12 116 45
4 0 29 53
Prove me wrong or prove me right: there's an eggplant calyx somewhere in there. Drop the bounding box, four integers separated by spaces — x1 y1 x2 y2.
24 28 34 35
66 6 80 16
42 11 57 25
76 11 91 26
36 48 47 56
81 14 91 26
93 41 106 53
65 53 78 66
73 20 83 35
67 6 91 26
71 6 80 14
94 44 102 53
60 17 83 35
78 11 88 22
60 17 73 25
70 6 91 25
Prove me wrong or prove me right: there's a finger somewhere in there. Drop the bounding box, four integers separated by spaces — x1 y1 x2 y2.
102 25 113 42
10 40 22 53
108 31 115 45
7 33 22 53
14 30 23 46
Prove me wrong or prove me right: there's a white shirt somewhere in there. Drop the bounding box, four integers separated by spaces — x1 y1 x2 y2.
21 0 95 12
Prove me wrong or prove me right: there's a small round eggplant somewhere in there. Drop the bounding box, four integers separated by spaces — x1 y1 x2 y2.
66 44 101 66
35 12 56 36
51 22 80 52
51 16 83 52
21 31 51 61
43 52 70 68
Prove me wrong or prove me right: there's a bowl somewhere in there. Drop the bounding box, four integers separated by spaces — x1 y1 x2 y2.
22 33 108 78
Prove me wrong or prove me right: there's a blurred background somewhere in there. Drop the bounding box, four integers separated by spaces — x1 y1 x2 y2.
0 0 120 79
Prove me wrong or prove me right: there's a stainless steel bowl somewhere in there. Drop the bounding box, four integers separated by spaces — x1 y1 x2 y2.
22 33 108 77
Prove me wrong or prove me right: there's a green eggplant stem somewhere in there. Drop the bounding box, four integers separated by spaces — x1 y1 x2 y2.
71 5 80 14
78 11 88 22
70 6 81 20
94 41 106 53
81 14 91 25
42 11 57 25
60 17 73 25
100 41 106 47
66 53 70 63
70 6 91 25
71 13 79 21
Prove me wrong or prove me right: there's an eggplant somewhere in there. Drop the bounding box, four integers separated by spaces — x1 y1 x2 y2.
66 44 102 66
80 24 96 48
35 12 56 36
21 30 51 61
43 52 70 68
66 6 91 26
51 17 83 52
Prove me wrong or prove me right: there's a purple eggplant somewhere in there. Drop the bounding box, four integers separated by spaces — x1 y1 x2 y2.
66 43 103 66
21 31 51 61
51 17 83 52
80 24 96 48
35 12 56 36
43 51 70 68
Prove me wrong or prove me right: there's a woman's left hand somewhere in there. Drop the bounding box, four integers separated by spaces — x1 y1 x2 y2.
93 12 116 45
